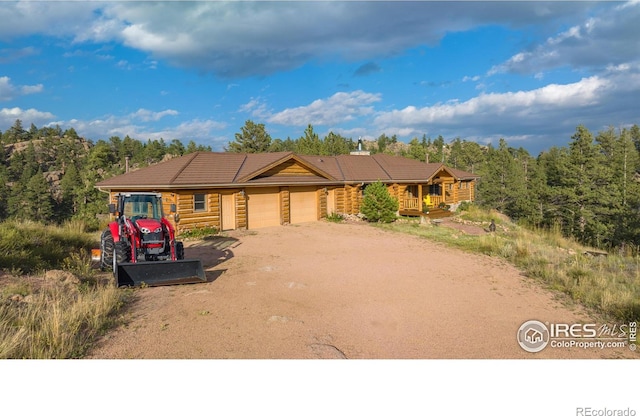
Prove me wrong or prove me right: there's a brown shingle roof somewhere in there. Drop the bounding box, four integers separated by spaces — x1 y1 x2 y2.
370 154 445 181
95 151 479 189
236 152 294 182
171 152 247 185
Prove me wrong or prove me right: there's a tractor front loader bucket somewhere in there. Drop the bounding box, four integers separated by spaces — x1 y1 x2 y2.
115 259 207 287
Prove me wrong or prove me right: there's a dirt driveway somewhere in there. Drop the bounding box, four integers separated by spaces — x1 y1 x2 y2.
88 221 636 359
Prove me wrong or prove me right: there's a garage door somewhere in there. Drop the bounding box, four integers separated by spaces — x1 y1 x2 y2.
247 187 281 229
290 187 318 224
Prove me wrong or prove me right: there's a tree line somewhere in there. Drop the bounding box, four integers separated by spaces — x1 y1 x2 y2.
2 118 640 250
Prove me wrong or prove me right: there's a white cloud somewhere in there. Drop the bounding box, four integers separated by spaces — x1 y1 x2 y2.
268 90 381 126
375 77 604 126
373 69 640 147
0 76 44 101
132 108 179 122
0 77 13 101
489 1 640 75
0 1 103 39
20 84 43 95
52 111 226 146
239 98 272 120
1 1 593 78
0 107 55 126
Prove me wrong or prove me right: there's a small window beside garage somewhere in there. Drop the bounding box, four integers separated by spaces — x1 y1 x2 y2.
194 193 207 212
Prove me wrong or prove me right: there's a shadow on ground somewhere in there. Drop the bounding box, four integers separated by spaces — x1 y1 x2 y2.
184 235 239 282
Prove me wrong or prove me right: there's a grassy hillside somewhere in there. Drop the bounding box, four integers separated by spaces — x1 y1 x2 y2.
0 220 130 358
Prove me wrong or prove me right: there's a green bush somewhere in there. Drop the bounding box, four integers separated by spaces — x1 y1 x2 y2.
360 181 399 223
457 201 473 212
180 226 218 239
325 212 344 223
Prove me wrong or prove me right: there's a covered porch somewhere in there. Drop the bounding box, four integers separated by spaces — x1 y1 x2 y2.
397 176 476 218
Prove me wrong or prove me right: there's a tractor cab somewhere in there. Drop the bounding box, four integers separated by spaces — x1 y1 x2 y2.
110 192 170 221
123 193 163 221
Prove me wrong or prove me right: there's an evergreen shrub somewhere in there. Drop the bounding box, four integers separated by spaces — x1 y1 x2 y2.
360 181 399 223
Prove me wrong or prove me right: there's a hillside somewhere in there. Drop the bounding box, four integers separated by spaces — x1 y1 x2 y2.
0 121 211 229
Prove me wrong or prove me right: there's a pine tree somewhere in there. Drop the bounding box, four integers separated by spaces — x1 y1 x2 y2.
167 139 186 156
508 147 544 226
296 125 324 155
0 165 9 219
59 163 82 216
428 135 446 163
226 120 272 153
269 137 297 152
477 139 527 219
24 170 54 222
376 134 390 154
2 119 26 144
564 125 605 246
597 127 640 246
360 181 398 223
144 138 167 164
406 137 426 161
459 140 485 173
323 132 351 155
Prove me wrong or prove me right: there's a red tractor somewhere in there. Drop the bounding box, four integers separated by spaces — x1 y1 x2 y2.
99 192 205 287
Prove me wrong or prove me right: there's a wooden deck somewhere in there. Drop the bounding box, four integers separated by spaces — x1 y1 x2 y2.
398 207 452 219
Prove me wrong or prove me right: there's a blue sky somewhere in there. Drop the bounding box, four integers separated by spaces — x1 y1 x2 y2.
1 1 639 155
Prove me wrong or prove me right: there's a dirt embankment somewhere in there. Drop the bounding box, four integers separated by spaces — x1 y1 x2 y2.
88 221 637 359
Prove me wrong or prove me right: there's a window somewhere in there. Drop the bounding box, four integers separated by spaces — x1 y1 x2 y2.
194 193 207 212
428 184 441 195
405 185 418 198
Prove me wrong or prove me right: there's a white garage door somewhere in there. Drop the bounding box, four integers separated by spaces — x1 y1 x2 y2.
247 188 281 229
290 187 318 224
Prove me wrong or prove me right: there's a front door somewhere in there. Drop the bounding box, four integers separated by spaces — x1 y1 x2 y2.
221 193 236 230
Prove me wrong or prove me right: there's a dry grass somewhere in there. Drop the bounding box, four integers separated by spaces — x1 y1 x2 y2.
0 220 132 359
0 282 129 359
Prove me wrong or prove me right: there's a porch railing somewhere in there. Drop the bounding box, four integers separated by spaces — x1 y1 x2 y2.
403 195 448 210
426 195 444 207
403 197 420 210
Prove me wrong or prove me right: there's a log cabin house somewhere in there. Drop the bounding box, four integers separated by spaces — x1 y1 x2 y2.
95 151 479 232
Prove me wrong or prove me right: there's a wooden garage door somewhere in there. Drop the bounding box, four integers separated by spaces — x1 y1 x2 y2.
290 187 317 224
247 187 281 229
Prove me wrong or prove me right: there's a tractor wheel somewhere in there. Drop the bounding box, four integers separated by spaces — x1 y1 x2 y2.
176 242 185 260
112 240 130 272
111 240 130 286
100 229 114 271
